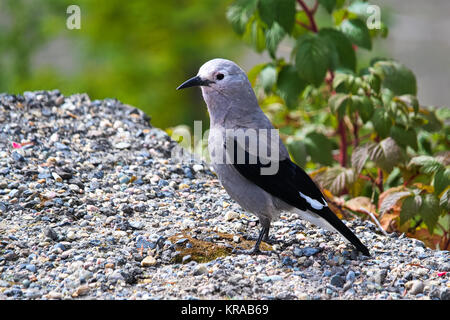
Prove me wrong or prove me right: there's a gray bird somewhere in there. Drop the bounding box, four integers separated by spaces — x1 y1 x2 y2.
177 58 370 257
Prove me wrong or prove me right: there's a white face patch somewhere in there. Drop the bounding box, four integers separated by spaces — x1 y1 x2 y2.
299 191 328 210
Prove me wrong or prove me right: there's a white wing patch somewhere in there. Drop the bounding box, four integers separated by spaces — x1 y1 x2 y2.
299 191 328 210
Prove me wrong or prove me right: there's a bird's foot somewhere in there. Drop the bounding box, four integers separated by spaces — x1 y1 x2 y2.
243 234 280 246
232 246 272 256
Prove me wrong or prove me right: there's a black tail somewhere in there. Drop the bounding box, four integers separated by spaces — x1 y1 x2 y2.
317 206 371 257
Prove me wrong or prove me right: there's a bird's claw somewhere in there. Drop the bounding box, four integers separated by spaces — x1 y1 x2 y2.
232 247 272 256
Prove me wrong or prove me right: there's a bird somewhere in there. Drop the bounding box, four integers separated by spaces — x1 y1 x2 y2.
177 58 370 257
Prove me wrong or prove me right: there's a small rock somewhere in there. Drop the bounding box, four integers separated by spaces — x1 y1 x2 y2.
406 280 424 295
440 288 450 300
182 255 192 263
346 270 356 283
25 264 37 273
373 269 388 285
45 291 63 300
224 211 240 221
293 247 321 257
330 275 345 288
119 175 131 184
193 264 208 276
72 285 90 297
115 142 131 149
192 164 203 172
141 255 157 267
178 183 190 190
52 172 63 182
11 151 25 162
69 184 80 193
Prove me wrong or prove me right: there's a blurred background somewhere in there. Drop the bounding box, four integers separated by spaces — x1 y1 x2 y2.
0 0 449 130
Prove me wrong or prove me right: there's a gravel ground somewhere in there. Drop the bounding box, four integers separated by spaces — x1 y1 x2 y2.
0 90 448 300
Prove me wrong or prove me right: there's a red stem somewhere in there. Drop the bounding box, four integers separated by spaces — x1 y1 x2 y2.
297 0 318 33
403 173 419 187
377 168 384 193
338 119 347 167
353 112 360 147
311 0 319 14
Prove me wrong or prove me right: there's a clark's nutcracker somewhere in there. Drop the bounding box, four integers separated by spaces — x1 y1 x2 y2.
177 58 370 257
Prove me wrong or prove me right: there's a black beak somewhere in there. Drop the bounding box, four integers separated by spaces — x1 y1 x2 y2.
176 75 212 90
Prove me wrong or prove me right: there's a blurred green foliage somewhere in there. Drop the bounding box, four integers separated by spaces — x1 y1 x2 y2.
0 0 243 128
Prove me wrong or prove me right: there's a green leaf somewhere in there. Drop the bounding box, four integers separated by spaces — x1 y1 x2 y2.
286 138 307 167
356 95 374 123
226 0 258 35
440 189 450 211
434 168 450 196
304 132 334 166
347 1 372 20
421 109 443 132
408 155 445 175
376 137 406 171
318 0 336 13
329 93 350 118
339 18 372 50
277 65 307 109
258 0 295 33
400 195 421 226
295 33 332 87
351 142 375 174
259 64 277 93
333 72 351 92
373 60 417 96
420 194 440 233
319 28 356 71
243 18 266 52
258 0 276 27
368 73 381 94
247 63 268 86
352 139 405 174
390 125 418 151
371 108 392 138
292 10 310 37
265 22 285 58
313 167 356 195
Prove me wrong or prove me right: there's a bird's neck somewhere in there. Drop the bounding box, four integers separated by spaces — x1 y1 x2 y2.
202 88 261 129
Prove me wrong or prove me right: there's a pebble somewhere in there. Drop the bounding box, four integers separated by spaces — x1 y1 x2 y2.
69 184 80 193
330 275 345 288
406 280 424 295
141 256 157 267
72 285 90 297
115 142 131 149
192 164 203 172
52 172 63 182
224 211 240 221
0 90 448 301
193 264 208 276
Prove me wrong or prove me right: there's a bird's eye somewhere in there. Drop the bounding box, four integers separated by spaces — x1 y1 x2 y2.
216 73 224 80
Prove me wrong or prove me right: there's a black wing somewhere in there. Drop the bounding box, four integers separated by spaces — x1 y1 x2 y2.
226 140 370 256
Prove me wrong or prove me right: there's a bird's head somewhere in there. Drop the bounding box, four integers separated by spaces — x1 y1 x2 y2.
176 59 250 95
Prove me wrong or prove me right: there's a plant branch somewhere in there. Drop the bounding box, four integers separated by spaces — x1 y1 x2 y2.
353 112 360 147
376 168 384 193
338 118 347 167
296 20 314 32
403 173 419 187
311 0 319 14
297 0 318 33
355 207 388 236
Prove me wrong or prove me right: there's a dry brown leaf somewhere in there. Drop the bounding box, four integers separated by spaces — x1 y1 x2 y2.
345 196 377 215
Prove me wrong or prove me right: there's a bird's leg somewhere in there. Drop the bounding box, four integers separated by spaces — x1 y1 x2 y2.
232 226 271 255
261 227 281 245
